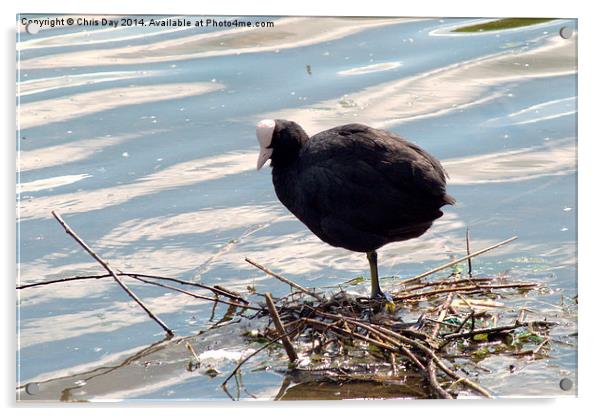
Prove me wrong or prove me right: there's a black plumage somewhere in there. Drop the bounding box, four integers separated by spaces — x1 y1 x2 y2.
256 119 454 298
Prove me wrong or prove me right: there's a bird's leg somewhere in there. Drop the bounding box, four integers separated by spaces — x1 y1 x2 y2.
367 250 384 299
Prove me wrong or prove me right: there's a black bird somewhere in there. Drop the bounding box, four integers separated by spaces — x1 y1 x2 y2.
256 119 455 299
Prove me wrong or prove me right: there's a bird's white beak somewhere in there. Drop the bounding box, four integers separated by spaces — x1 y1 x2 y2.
256 119 276 170
256 147 273 170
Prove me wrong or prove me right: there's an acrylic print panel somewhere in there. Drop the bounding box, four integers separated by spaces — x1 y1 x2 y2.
16 15 577 401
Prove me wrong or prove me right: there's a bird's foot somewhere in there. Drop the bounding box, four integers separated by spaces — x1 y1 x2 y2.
370 290 396 313
371 290 386 300
370 290 392 301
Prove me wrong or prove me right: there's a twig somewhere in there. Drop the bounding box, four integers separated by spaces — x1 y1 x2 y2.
18 271 248 303
302 318 398 352
213 285 248 303
51 211 174 337
402 277 494 291
245 257 322 301
428 360 453 399
453 311 476 334
427 289 455 398
432 292 455 338
310 309 437 346
265 293 298 363
131 273 248 303
466 228 473 278
221 327 300 388
131 275 263 311
389 353 398 375
381 331 493 398
17 274 110 289
443 322 527 340
533 338 549 354
513 337 549 356
399 236 518 286
185 342 200 362
518 309 526 323
455 293 475 314
400 345 426 372
395 282 537 301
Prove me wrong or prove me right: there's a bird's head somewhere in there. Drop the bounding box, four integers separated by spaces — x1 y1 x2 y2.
255 119 276 170
255 119 309 170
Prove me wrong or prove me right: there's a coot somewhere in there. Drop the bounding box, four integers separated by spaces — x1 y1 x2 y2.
256 119 455 299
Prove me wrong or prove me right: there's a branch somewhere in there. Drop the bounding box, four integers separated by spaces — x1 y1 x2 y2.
399 236 518 286
265 293 298 362
245 257 323 301
51 211 174 337
17 272 248 304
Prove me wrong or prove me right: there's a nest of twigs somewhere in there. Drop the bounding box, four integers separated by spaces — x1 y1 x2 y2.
224 254 552 399
18 211 556 400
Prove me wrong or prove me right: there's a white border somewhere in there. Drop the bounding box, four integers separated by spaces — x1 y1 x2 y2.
3 1 599 415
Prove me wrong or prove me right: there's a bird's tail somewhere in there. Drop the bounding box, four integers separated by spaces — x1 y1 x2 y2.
443 194 456 205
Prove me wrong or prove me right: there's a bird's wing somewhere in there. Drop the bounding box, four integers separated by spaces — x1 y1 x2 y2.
303 124 452 204
292 138 447 235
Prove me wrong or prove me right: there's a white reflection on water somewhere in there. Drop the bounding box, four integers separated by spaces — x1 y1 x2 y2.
19 151 257 221
20 17 415 70
99 205 284 245
18 71 159 96
20 291 209 349
337 61 402 76
513 110 575 125
18 130 166 172
487 96 576 126
19 82 223 129
18 17 195 51
19 135 575 220
17 174 91 193
262 34 576 135
445 138 576 185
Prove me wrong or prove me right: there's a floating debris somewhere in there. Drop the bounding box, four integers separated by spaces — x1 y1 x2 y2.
338 95 358 108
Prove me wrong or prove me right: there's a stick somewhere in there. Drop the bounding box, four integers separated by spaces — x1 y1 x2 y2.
453 311 476 334
213 285 248 303
342 318 427 372
428 360 453 399
131 273 248 303
221 327 299 388
51 211 174 337
18 272 248 303
432 292 455 338
131 275 263 311
265 293 298 363
185 342 200 362
395 282 536 301
379 330 493 398
399 236 518 286
466 228 473 278
443 322 527 340
245 257 322 301
302 318 398 352
427 289 455 398
402 277 494 291
17 274 110 289
310 309 436 347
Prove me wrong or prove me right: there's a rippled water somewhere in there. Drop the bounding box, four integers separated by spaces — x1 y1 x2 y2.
16 16 577 401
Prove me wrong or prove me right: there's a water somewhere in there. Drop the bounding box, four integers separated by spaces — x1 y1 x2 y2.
16 16 577 401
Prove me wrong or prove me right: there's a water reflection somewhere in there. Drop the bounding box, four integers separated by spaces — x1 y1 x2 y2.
17 16 577 400
20 17 410 69
19 82 222 129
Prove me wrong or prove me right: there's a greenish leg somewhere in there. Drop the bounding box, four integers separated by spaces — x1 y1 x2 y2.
367 251 383 299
